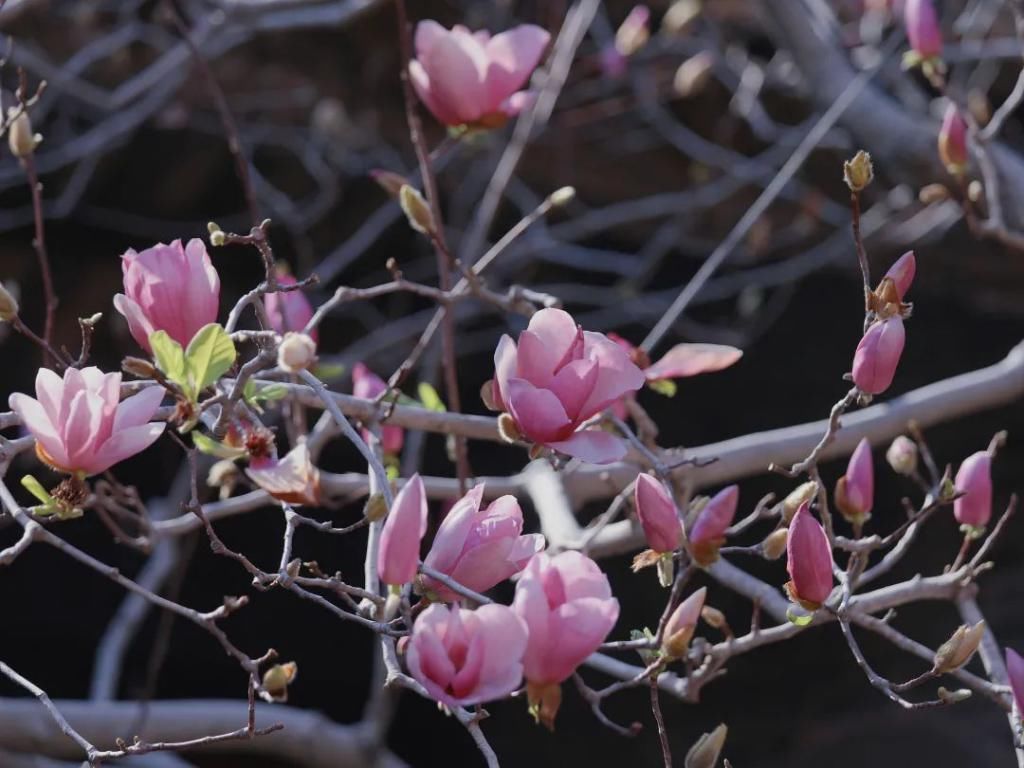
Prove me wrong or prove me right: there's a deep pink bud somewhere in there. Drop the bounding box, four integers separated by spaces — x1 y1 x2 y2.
905 0 943 59
633 473 682 553
662 586 706 658
852 317 906 395
407 603 528 708
938 102 968 174
687 485 739 566
10 367 165 476
378 474 428 586
265 275 317 342
410 21 550 128
884 251 916 301
513 551 619 685
1005 648 1024 713
954 451 993 528
422 484 545 601
493 308 645 463
352 363 403 456
786 503 834 609
835 438 874 524
114 239 220 353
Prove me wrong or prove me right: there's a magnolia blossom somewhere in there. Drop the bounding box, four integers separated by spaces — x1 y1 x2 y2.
687 485 739 566
246 443 321 506
114 239 220 353
905 0 943 59
513 551 619 685
954 451 992 528
421 484 544 601
662 586 706 658
835 438 874 525
10 367 165 476
939 102 968 174
378 474 428 587
852 317 905 395
633 473 681 554
491 308 645 463
786 503 834 610
352 363 403 456
265 275 317 341
410 20 550 128
1005 648 1024 713
407 603 527 708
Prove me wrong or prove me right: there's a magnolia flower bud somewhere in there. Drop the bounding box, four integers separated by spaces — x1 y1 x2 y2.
883 251 916 302
938 102 968 176
834 438 874 527
785 503 834 610
852 317 905 396
843 150 874 192
685 723 728 768
933 622 985 673
886 435 919 476
663 0 701 35
399 185 436 236
277 332 317 373
662 587 706 658
615 5 651 57
548 186 576 208
364 492 388 523
782 482 817 523
674 52 715 98
0 281 19 321
262 661 298 701
905 0 943 60
762 528 789 560
686 485 738 566
7 108 38 158
634 473 683 554
953 451 993 529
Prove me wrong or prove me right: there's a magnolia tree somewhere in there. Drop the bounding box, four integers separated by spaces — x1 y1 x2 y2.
1 0 1024 767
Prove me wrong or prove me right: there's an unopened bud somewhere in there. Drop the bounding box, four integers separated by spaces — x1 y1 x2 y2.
207 221 226 246
938 103 968 176
700 605 728 632
933 621 985 673
7 108 37 158
663 0 701 35
0 281 19 321
967 179 983 202
615 5 651 57
937 686 972 704
762 528 789 560
886 435 918 476
399 185 436 236
370 169 410 198
480 379 499 411
685 723 728 768
364 492 388 523
548 186 576 207
497 413 522 443
918 183 950 204
782 482 818 523
262 661 297 701
968 89 991 127
674 52 715 98
843 150 874 192
277 332 317 373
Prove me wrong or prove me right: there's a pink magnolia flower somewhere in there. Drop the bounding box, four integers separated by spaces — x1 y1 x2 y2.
633 473 682 554
662 586 706 658
835 437 874 525
246 443 321 506
954 451 992 528
265 275 317 342
786 503 834 610
939 102 968 174
1005 648 1024 713
114 239 220 353
407 603 527 708
352 363 403 456
513 551 620 685
491 308 645 463
687 485 739 566
905 0 943 59
421 484 545 601
378 474 429 587
410 20 550 129
852 316 905 395
884 251 916 301
10 367 165 477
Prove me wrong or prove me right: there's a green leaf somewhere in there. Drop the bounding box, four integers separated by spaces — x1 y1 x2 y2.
417 382 446 412
20 474 53 506
149 331 186 383
647 378 678 398
184 323 236 396
243 381 288 412
312 362 346 381
193 432 248 460
786 607 815 626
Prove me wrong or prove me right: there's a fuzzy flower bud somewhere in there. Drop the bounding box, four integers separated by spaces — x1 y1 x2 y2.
662 587 706 659
843 150 874 192
886 435 919 476
782 481 818 523
686 485 738 567
7 108 38 158
852 317 906 395
933 622 985 673
685 723 728 768
277 332 317 373
939 102 968 175
399 185 436 236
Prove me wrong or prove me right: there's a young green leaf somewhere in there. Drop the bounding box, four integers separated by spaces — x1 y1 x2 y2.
417 382 446 412
185 323 236 395
20 474 54 506
149 331 186 383
193 432 248 460
647 378 678 398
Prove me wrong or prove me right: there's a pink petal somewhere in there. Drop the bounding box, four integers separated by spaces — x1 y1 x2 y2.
9 392 70 469
575 332 646 420
113 294 157 353
506 378 572 443
113 386 166 432
884 251 916 300
34 368 64 423
548 430 627 464
483 25 550 111
424 484 486 574
475 603 528 691
63 391 105 470
499 90 536 118
547 358 599 422
524 309 581 370
516 329 564 387
90 423 166 475
492 334 518 410
645 343 743 381
414 20 447 57
420 28 489 124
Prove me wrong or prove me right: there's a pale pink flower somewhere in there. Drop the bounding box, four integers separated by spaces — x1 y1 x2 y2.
10 367 165 476
421 484 544 601
246 443 321 506
114 239 220 353
378 474 429 586
633 473 682 554
407 603 528 708
835 438 874 524
687 485 738 566
410 20 550 128
1005 648 1024 713
491 308 645 463
785 503 834 609
954 451 992 528
265 275 317 342
884 251 916 300
905 0 943 59
352 363 403 456
852 316 905 395
513 551 619 685
939 102 968 174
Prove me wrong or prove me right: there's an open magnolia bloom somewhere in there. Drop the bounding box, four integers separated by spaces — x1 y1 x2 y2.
10 367 165 477
245 443 321 506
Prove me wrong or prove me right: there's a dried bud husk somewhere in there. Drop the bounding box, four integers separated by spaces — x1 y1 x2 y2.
761 528 788 560
886 435 919 476
967 180 984 203
122 356 159 379
262 661 298 702
364 492 388 523
631 548 662 573
7 108 37 158
527 681 562 731
782 482 818 523
674 52 715 98
370 169 410 198
207 459 240 500
934 621 985 673
497 413 522 444
937 686 972 704
843 150 874 192
399 185 435 236
0 281 19 321
918 183 950 204
685 723 728 768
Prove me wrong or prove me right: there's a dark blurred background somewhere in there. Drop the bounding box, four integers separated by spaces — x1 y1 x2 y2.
0 0 1022 766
